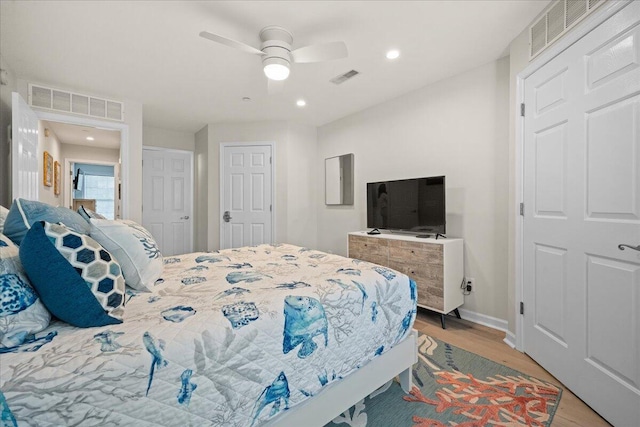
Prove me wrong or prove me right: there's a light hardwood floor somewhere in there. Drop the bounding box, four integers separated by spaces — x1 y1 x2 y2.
413 309 612 427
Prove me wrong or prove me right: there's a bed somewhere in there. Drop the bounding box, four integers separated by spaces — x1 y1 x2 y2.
1 243 417 427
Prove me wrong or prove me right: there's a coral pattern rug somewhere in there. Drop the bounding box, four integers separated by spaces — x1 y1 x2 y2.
328 334 562 427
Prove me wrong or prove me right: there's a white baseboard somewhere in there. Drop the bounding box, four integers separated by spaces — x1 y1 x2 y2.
503 331 516 349
457 308 508 332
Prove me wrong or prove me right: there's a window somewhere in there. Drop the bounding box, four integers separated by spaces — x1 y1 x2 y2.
82 174 115 219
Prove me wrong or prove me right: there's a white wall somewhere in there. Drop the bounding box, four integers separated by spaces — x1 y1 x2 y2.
143 126 195 151
0 55 17 207
317 58 510 321
37 123 62 206
201 121 317 251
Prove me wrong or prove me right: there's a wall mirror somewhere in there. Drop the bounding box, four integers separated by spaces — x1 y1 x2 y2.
325 153 354 205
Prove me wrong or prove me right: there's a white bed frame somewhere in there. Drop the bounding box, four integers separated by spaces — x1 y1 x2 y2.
264 329 418 427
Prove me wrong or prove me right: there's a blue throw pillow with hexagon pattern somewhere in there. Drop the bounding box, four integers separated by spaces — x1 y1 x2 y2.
19 221 125 327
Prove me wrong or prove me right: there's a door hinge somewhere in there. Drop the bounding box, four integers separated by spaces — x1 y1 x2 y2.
520 301 524 315
270 205 272 212
519 203 524 216
520 103 525 117
269 157 272 165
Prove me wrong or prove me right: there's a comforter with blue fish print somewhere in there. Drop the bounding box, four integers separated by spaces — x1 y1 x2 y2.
0 244 416 427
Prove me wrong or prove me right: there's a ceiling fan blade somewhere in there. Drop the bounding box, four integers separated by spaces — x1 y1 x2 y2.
267 79 284 95
291 41 348 63
199 31 264 55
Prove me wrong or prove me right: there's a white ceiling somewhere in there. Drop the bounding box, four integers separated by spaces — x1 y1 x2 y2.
44 120 121 150
0 1 548 133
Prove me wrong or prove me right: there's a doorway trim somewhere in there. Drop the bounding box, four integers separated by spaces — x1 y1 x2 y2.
219 141 276 249
142 145 195 255
31 110 129 218
514 0 632 351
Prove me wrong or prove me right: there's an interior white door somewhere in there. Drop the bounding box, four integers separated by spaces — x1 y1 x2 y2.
523 3 640 426
11 92 39 201
221 144 273 249
142 148 193 256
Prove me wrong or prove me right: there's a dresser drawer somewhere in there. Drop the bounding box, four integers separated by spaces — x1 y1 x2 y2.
387 260 443 286
388 241 443 265
348 235 389 263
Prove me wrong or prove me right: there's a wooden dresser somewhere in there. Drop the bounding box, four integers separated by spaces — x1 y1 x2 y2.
348 231 464 328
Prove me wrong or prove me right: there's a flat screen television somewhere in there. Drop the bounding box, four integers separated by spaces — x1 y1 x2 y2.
73 168 85 191
367 176 445 235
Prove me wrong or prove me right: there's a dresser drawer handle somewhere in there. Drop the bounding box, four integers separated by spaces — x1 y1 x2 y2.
411 271 415 275
411 250 415 254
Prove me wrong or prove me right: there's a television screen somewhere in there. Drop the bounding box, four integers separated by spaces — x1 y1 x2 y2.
73 169 85 192
367 176 445 234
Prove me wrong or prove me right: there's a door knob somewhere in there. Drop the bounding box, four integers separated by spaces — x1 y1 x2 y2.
223 211 232 222
618 243 640 252
180 216 190 220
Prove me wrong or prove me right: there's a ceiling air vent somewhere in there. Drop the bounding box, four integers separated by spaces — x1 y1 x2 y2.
530 0 606 59
330 70 360 85
28 83 124 122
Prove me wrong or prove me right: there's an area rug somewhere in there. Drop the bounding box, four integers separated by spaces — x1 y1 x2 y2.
327 334 562 427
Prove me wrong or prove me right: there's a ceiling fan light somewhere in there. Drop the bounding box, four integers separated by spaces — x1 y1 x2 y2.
263 57 290 81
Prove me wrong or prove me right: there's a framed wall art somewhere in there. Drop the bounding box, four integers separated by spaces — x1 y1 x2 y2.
43 151 53 187
54 161 61 195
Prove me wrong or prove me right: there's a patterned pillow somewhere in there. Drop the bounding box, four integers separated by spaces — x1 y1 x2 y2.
89 219 163 292
77 205 106 222
19 222 125 327
0 233 50 347
0 205 8 234
4 198 90 245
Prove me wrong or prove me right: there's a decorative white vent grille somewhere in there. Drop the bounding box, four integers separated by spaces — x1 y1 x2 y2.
28 84 124 121
530 0 606 59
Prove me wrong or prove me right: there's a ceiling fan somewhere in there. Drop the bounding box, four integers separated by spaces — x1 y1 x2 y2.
199 26 348 93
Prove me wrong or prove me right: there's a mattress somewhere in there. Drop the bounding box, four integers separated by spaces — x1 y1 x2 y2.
0 243 416 427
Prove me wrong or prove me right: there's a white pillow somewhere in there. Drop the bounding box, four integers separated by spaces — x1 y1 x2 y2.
89 219 163 292
0 233 51 348
0 205 8 235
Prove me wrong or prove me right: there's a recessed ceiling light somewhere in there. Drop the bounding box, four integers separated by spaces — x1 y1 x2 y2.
86 136 94 141
386 50 400 60
296 99 306 107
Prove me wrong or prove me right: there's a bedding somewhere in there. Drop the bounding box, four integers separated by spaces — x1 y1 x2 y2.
3 198 90 246
0 234 50 348
89 219 163 292
19 222 125 327
0 243 416 427
77 205 106 221
0 205 8 234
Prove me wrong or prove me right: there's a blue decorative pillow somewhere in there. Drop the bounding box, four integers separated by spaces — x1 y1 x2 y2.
4 198 90 245
89 219 163 292
19 222 125 327
77 205 106 222
0 233 50 347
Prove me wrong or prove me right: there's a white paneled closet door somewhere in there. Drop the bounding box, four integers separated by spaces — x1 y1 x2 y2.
523 2 640 426
142 148 193 256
